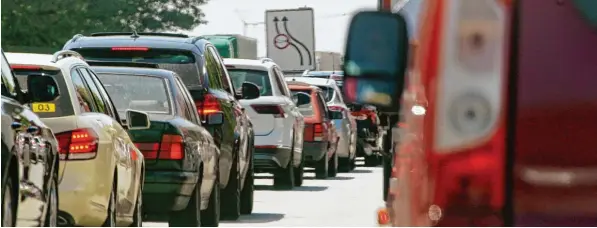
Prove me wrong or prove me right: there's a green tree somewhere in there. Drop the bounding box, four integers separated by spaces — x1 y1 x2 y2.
1 0 208 50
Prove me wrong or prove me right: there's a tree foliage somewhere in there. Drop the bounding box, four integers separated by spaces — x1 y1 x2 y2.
1 0 208 49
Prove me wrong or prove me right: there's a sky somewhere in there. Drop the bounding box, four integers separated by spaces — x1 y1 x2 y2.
183 0 378 56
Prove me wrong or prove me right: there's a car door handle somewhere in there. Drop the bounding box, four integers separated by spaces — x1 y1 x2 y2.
11 122 22 129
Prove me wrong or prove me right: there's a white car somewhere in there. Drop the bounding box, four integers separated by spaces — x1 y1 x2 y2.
223 58 306 189
285 76 357 171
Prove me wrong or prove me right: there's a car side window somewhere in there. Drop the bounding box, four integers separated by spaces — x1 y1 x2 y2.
70 68 98 113
274 67 292 97
204 47 224 90
78 68 111 117
84 69 117 119
316 91 328 120
173 76 199 123
208 46 234 94
271 68 288 97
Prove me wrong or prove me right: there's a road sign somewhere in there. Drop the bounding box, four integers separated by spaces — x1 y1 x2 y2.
266 8 316 71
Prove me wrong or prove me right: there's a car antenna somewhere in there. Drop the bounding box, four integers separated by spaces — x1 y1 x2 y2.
131 30 140 39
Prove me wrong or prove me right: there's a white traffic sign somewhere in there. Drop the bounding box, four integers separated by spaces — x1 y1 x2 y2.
266 8 316 71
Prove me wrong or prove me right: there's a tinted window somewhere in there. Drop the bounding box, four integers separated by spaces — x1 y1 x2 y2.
173 77 195 121
227 69 272 96
71 69 99 113
13 69 74 117
84 69 117 118
175 76 201 123
97 73 172 115
290 89 314 116
208 47 233 93
79 68 108 115
73 48 202 87
316 86 334 102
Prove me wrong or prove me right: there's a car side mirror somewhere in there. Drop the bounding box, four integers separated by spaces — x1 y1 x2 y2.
235 90 243 100
241 82 260 100
294 92 311 106
342 11 409 113
328 110 343 120
26 75 60 102
126 109 151 130
205 111 224 125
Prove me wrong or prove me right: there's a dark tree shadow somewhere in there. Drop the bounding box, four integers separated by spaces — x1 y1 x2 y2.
350 168 373 174
255 185 328 192
221 213 285 224
304 176 355 181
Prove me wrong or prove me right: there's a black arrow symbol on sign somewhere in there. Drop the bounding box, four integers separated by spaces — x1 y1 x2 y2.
282 16 312 66
273 16 303 66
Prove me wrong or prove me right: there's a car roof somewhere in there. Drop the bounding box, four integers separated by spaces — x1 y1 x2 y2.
285 77 336 87
223 58 273 71
64 34 208 52
90 66 177 79
5 52 88 70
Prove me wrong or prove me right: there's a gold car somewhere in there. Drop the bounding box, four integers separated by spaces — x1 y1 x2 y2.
7 51 148 227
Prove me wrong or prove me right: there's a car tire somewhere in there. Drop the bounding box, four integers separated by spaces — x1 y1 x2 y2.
293 151 304 187
240 150 254 215
102 182 117 227
328 150 338 178
2 174 16 227
383 154 393 201
169 178 201 227
200 173 220 227
364 154 381 167
315 144 329 179
44 175 58 227
129 183 143 227
273 148 295 190
221 151 240 221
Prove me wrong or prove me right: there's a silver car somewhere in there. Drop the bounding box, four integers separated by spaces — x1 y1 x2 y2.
285 77 356 172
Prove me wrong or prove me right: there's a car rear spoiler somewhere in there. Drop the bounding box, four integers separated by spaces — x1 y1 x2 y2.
86 60 159 68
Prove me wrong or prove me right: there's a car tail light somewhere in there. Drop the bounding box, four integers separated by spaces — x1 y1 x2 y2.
251 104 285 118
313 123 324 141
429 0 509 226
134 134 184 160
55 128 98 160
195 94 222 116
10 64 42 70
111 47 149 51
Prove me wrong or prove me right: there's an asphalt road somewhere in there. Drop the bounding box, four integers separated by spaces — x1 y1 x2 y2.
143 159 383 227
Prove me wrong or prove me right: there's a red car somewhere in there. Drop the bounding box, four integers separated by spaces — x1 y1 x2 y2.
288 81 339 179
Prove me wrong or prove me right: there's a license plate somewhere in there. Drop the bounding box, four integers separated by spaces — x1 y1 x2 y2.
31 103 56 113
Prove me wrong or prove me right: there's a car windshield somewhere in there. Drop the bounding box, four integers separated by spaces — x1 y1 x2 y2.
316 86 334 102
96 73 172 114
290 89 314 116
13 69 74 118
73 48 201 86
227 69 273 96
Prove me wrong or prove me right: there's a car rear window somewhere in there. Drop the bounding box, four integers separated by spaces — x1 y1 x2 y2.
96 73 172 115
227 69 273 96
73 48 202 86
13 69 74 118
316 86 334 102
290 89 314 116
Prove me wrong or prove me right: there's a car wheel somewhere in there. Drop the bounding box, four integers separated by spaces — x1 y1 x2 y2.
240 148 254 215
328 150 338 177
129 184 143 227
2 175 16 227
314 145 329 180
200 173 220 227
293 151 304 187
102 183 117 227
44 176 58 227
273 139 295 189
169 178 201 227
383 155 393 201
221 151 240 220
364 154 381 167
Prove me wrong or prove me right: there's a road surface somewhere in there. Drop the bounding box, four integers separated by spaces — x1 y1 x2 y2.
143 159 383 227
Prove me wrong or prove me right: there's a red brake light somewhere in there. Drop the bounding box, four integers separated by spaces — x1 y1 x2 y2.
251 104 285 118
313 123 324 141
134 134 183 160
55 128 98 160
195 94 221 116
10 64 42 70
111 47 149 51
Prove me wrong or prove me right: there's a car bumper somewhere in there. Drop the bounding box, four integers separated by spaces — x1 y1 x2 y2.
254 146 292 172
142 171 200 213
303 141 328 165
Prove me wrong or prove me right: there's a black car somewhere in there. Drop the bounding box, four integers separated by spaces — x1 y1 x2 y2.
1 49 60 226
90 64 235 226
63 32 259 221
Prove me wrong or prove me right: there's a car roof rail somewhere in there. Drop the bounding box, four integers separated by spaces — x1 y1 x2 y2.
90 32 189 38
261 58 274 64
188 36 205 44
86 60 159 68
71 34 85 42
286 81 312 87
51 50 85 63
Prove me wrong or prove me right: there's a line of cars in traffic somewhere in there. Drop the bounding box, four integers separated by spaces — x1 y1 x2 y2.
1 32 383 227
